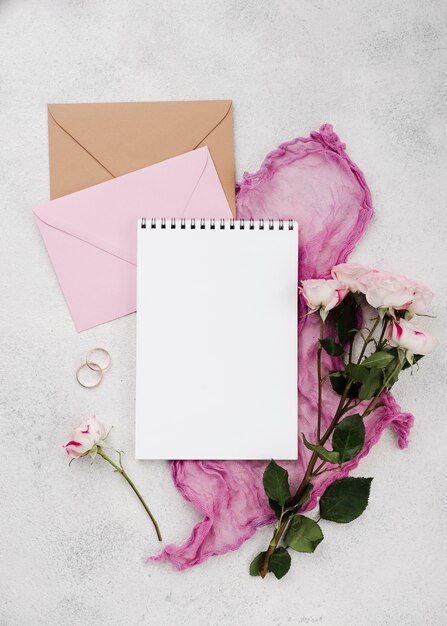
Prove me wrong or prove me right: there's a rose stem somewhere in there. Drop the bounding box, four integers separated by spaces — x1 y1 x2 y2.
357 317 381 363
259 355 403 577
316 317 325 441
97 446 162 541
259 381 352 578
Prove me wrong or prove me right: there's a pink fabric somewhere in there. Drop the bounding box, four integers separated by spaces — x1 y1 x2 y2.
151 124 414 570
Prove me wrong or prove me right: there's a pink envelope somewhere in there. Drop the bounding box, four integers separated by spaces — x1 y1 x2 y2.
33 147 233 331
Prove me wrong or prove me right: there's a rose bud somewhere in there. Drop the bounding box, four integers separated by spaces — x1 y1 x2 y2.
387 318 438 356
300 279 349 320
64 416 108 459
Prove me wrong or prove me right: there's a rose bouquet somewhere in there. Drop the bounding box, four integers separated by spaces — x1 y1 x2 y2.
251 263 437 579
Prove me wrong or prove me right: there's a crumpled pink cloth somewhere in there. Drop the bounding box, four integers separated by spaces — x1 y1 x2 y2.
152 124 414 570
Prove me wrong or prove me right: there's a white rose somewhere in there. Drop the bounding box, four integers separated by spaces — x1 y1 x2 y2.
331 262 371 292
357 271 434 315
300 279 349 320
387 318 438 356
406 279 434 315
357 271 415 311
64 416 108 459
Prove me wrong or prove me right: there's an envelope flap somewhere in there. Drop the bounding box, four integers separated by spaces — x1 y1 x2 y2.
48 101 232 177
34 148 216 266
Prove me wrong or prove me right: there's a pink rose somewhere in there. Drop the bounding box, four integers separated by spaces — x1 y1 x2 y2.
357 271 432 314
300 279 349 320
331 262 371 292
387 318 438 356
407 279 434 315
64 416 108 458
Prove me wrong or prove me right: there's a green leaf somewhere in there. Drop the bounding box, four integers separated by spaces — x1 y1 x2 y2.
249 551 266 576
284 483 314 516
295 483 313 509
263 460 291 506
329 370 360 399
329 370 347 395
268 498 283 519
268 547 291 579
332 414 365 462
302 434 341 465
362 351 395 369
320 337 344 356
384 361 400 388
359 368 383 400
320 477 373 523
345 363 369 384
335 294 357 345
285 515 324 553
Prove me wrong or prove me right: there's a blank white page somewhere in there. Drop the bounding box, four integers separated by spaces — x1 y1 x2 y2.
136 219 298 460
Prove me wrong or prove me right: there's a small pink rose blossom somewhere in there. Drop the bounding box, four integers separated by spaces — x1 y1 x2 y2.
63 416 108 459
331 262 372 292
300 279 349 320
387 318 438 356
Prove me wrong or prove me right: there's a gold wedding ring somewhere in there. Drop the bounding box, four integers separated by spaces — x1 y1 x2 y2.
76 348 112 388
86 347 111 372
76 361 103 388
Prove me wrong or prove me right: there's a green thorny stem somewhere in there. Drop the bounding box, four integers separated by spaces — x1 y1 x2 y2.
316 317 325 441
376 317 390 351
258 321 402 578
96 446 162 541
357 316 381 363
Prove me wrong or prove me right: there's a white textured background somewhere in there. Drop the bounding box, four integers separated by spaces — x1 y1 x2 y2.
1 1 446 624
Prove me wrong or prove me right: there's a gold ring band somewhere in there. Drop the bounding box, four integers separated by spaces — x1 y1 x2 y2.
76 361 103 388
86 348 111 372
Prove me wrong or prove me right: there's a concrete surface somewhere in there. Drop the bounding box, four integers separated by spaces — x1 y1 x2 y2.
0 1 446 624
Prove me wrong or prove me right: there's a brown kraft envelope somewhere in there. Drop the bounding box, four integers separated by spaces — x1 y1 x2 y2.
47 100 236 216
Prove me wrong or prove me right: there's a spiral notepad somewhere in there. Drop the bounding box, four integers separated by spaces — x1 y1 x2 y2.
136 218 298 460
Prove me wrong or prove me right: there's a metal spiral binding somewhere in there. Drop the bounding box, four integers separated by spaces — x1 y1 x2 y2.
140 218 295 230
